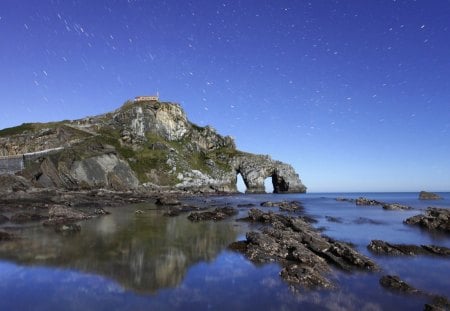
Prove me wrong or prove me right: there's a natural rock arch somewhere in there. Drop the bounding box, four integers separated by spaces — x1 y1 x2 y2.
233 155 306 194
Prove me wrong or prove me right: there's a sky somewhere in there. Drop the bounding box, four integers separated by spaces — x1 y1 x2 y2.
0 0 449 192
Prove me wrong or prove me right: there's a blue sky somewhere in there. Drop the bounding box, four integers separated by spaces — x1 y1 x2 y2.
1 0 449 192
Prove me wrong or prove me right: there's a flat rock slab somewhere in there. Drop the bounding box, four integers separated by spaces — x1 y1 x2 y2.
230 208 377 291
404 208 450 233
368 240 450 256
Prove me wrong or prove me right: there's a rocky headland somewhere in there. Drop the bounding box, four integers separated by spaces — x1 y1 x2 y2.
0 99 306 195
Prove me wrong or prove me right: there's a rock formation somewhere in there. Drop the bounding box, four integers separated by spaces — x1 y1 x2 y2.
419 191 442 200
0 100 306 193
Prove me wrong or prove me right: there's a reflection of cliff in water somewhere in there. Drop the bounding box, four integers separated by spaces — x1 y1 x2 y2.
0 205 245 292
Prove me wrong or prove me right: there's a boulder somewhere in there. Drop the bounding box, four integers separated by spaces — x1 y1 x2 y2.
419 191 442 200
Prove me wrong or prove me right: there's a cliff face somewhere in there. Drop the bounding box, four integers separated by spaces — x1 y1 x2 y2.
0 100 306 193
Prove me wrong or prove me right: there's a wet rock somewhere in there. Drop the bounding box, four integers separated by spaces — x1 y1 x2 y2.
0 230 14 241
355 197 383 206
54 223 81 234
43 205 89 226
280 265 335 290
230 209 377 290
382 203 411 210
325 216 343 223
380 275 450 310
10 212 47 223
0 215 9 224
188 207 237 222
368 240 450 256
425 296 450 311
155 196 181 206
419 191 442 200
380 275 419 294
260 200 303 212
163 205 201 217
135 210 144 214
404 208 450 233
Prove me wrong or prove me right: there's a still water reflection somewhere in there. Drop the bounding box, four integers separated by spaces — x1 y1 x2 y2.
0 203 246 292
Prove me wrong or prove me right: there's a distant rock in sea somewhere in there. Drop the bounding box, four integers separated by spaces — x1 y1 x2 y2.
418 191 442 200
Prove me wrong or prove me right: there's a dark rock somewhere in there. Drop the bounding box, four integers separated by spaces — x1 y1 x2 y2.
43 205 89 226
0 214 9 224
280 265 335 290
425 296 450 311
54 223 81 234
354 217 384 225
404 208 450 233
325 216 343 223
230 209 377 290
155 196 181 206
419 191 442 200
382 203 411 211
188 207 237 222
380 275 450 310
228 240 248 252
379 275 419 294
260 200 303 212
10 212 47 223
368 240 450 256
355 197 383 206
0 230 14 241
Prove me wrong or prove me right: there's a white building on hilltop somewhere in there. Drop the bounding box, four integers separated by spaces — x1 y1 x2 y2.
134 92 159 102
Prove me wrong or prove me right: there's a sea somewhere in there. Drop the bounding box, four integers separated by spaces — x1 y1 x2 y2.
0 192 449 310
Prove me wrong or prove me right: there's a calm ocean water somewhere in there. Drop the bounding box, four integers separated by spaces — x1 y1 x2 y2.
0 192 448 310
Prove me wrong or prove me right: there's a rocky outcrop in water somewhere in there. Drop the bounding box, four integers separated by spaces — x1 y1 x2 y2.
368 240 450 256
336 197 411 211
404 208 450 233
0 100 306 193
230 209 377 290
419 191 442 200
380 275 450 311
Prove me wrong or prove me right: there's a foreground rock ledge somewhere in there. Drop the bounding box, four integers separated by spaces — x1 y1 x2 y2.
229 209 377 290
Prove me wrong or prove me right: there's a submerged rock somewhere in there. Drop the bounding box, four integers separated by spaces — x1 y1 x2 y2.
188 207 237 222
419 191 442 200
231 209 377 290
404 208 450 233
368 240 450 256
337 197 411 211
